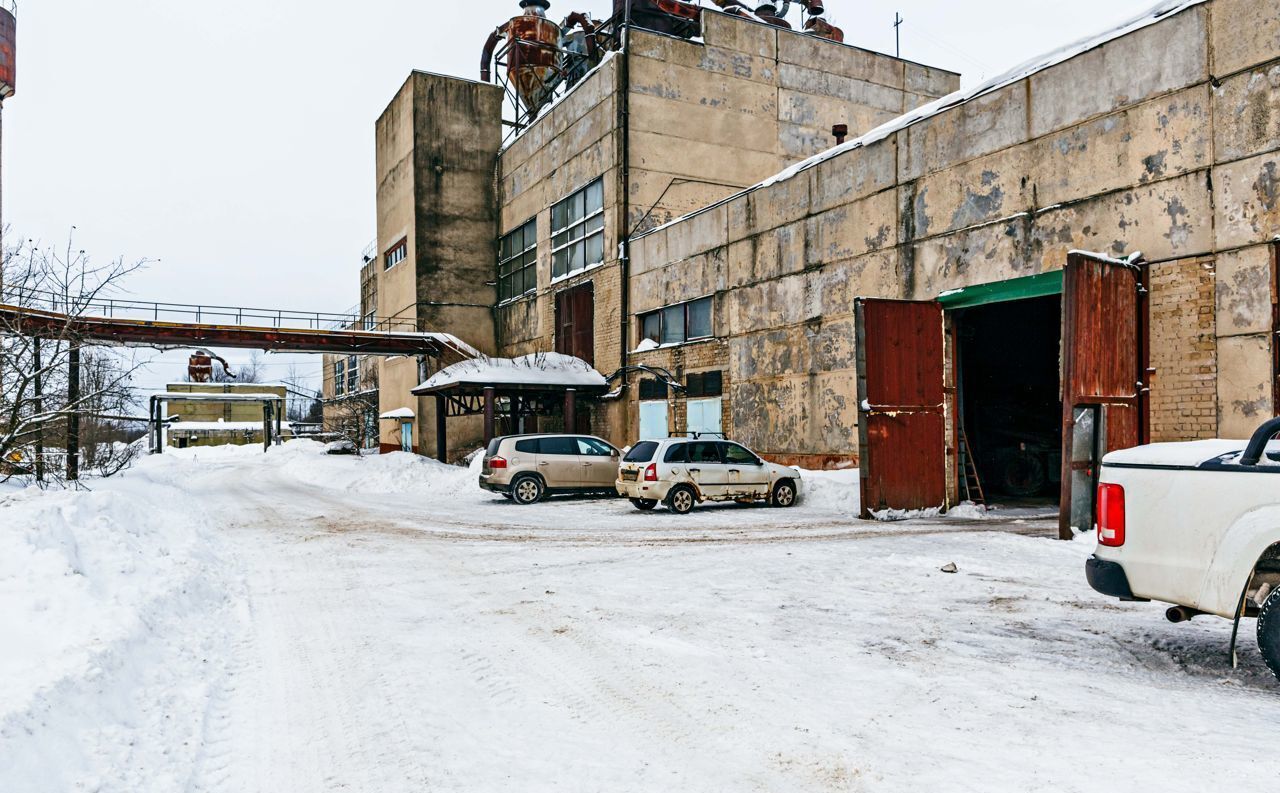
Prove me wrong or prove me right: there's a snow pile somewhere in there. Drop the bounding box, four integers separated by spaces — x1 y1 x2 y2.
260 440 484 502
0 459 239 791
413 352 607 392
797 468 860 514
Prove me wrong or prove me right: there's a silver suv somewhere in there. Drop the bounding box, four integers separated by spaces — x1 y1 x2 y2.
479 434 622 504
616 437 801 514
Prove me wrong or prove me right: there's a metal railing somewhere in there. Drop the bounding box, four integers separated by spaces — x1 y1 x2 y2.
0 284 427 335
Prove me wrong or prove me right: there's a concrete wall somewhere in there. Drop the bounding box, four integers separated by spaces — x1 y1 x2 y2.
165 383 287 423
492 11 954 448
628 0 1280 466
373 71 502 458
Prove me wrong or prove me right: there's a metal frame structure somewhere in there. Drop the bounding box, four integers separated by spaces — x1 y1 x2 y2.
147 392 286 455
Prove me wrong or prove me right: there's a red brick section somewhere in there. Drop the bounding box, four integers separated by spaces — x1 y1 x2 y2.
1147 256 1218 442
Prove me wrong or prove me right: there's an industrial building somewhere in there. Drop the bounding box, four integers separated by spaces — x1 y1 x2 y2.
337 0 1280 529
159 382 295 449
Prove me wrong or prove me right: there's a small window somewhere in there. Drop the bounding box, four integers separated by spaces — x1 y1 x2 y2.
639 378 667 401
577 437 615 456
347 355 359 394
514 439 540 454
499 218 538 302
362 312 376 332
384 239 407 270
663 443 689 463
624 441 659 462
551 178 606 280
722 443 759 465
641 313 661 344
639 296 714 347
334 359 346 397
686 371 723 399
688 441 722 464
539 436 579 456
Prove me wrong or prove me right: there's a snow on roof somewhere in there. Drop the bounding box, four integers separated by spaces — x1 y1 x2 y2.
379 408 416 420
636 0 1207 240
167 421 294 432
153 392 286 401
413 352 607 393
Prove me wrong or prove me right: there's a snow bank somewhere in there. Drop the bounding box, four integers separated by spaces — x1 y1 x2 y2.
797 468 860 514
0 458 239 791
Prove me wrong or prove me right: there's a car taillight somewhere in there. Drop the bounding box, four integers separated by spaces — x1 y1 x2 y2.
644 463 657 481
489 457 508 470
1097 483 1126 547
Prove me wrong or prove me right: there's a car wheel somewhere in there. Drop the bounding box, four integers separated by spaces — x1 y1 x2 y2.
1258 586 1280 682
511 475 544 505
667 485 696 514
630 498 658 511
772 479 797 508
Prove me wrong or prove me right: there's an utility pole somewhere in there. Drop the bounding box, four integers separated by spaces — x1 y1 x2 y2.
894 12 904 59
66 345 80 481
32 337 44 482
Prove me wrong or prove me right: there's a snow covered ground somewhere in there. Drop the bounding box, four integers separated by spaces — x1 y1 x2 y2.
2 441 1276 792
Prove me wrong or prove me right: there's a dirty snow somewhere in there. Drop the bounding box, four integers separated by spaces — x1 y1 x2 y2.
2 440 1276 792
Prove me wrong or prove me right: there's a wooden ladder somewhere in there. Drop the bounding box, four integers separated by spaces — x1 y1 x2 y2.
959 425 986 506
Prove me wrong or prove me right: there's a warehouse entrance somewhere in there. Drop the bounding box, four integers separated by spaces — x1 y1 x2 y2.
952 294 1062 508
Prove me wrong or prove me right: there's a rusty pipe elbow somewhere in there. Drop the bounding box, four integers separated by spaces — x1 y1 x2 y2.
481 27 504 82
563 12 599 60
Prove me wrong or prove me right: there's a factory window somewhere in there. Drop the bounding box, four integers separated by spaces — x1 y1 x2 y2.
551 178 605 280
384 238 407 270
334 358 346 397
639 296 714 346
498 218 538 303
362 311 376 332
347 355 359 394
685 370 723 398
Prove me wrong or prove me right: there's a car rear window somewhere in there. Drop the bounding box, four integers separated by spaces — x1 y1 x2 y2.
664 443 688 463
486 438 502 457
624 441 659 462
539 436 579 456
514 439 538 454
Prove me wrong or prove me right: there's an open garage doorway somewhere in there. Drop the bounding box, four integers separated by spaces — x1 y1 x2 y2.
952 294 1062 509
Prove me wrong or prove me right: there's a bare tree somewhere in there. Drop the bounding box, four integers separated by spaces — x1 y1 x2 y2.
0 232 150 484
323 362 379 450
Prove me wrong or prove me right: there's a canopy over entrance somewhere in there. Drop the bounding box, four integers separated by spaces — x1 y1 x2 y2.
411 353 610 461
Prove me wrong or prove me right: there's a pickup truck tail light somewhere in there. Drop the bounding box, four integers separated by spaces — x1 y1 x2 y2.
1097 483 1126 547
644 463 658 481
488 457 508 470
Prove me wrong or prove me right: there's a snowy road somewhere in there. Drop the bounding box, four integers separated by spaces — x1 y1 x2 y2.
4 444 1278 791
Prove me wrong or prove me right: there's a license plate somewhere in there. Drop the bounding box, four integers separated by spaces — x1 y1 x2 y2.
621 469 639 482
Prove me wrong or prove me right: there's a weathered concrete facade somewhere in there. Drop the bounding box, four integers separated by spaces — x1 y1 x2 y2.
491 11 956 447
372 71 502 456
628 0 1280 471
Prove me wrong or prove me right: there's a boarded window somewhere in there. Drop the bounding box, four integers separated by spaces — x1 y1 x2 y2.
686 370 723 398
638 378 666 400
639 401 668 441
687 398 723 437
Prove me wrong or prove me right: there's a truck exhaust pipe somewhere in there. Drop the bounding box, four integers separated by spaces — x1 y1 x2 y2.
1165 606 1206 623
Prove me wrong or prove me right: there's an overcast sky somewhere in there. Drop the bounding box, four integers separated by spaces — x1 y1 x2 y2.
4 0 1170 392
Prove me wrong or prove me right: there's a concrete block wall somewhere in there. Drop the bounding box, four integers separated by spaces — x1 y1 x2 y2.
627 0 1280 464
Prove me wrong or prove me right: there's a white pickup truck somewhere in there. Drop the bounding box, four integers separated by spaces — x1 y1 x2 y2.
1087 418 1280 681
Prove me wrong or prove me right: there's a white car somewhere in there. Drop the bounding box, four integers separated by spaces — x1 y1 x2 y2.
1087 417 1280 681
616 437 801 514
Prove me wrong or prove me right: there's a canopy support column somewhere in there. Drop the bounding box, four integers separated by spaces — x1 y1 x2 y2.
564 388 577 433
483 387 496 446
435 393 447 462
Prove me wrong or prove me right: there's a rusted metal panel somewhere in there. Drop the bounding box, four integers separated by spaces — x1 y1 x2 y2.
0 8 14 99
855 298 947 519
0 304 469 359
1059 251 1148 539
554 283 594 365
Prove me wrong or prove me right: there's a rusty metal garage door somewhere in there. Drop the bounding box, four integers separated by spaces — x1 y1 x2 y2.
1059 251 1149 539
855 298 947 519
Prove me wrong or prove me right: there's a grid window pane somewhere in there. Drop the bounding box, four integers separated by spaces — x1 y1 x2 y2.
498 220 537 302
687 296 713 339
585 233 604 268
551 178 606 280
641 312 661 343
661 305 685 344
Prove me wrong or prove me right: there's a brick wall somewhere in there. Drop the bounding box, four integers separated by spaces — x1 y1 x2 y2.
1148 256 1218 441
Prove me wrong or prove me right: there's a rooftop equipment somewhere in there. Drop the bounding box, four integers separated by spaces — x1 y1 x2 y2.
482 0 564 116
0 4 13 101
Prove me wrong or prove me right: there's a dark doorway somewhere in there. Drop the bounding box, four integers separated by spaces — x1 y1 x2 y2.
555 283 595 366
954 294 1062 506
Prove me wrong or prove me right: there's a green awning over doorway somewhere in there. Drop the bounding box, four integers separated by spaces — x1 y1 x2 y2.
936 270 1063 310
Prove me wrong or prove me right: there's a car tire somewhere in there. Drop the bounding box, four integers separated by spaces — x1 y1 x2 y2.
667 485 696 515
1258 586 1280 682
772 479 798 508
511 474 545 505
630 498 658 511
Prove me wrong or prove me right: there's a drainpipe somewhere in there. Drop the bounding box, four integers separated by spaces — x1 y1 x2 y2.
618 4 633 407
